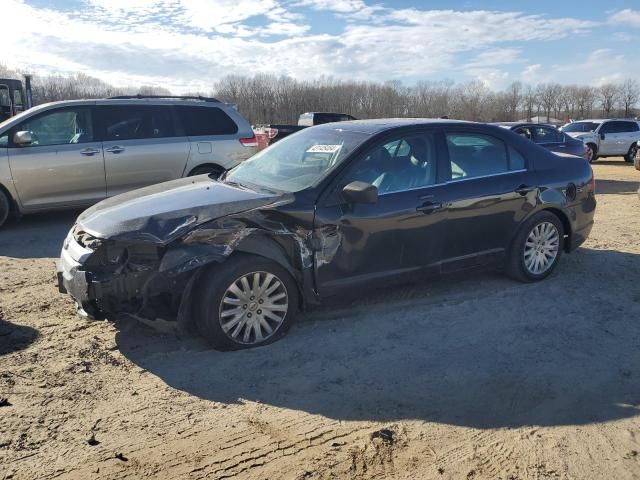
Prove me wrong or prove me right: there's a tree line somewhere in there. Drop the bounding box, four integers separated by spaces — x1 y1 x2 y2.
213 75 640 125
2 64 638 125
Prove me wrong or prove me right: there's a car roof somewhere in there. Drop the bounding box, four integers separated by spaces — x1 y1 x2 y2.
25 98 233 109
317 118 478 134
493 122 556 129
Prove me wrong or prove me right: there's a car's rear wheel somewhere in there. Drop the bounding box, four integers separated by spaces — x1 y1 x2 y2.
0 190 11 229
189 165 224 179
586 143 598 163
624 144 638 163
195 254 298 350
506 211 564 282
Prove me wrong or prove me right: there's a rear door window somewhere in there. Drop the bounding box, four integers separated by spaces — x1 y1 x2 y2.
531 126 563 144
101 106 176 141
175 106 238 136
621 121 639 133
445 133 511 180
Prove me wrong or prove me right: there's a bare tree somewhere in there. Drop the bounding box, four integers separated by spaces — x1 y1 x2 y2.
598 84 619 117
504 81 523 121
618 79 639 118
536 83 562 122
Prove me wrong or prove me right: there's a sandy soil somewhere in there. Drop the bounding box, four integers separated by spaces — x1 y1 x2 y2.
1 159 639 480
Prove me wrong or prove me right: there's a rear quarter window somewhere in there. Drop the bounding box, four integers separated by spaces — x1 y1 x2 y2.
176 106 238 136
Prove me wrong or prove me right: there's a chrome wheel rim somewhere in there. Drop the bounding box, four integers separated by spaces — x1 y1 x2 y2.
219 271 288 345
524 222 560 275
586 146 594 162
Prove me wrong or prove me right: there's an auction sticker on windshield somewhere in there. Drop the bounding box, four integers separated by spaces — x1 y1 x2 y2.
306 144 342 153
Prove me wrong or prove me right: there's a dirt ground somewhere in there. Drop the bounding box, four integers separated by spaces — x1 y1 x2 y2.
1 159 639 480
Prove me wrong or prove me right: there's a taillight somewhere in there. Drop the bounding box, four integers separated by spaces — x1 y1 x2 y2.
239 135 258 147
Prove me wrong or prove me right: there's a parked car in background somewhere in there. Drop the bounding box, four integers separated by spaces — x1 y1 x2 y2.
495 122 589 160
560 119 640 163
254 111 357 148
58 119 595 350
0 95 257 228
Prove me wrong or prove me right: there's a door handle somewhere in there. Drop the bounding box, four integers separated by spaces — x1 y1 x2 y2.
515 184 534 195
416 202 443 213
106 146 125 154
80 148 100 156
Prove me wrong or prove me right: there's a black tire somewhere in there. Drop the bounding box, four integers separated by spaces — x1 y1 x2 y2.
505 211 564 283
0 189 10 229
188 165 224 179
624 144 638 163
195 254 298 350
586 143 598 163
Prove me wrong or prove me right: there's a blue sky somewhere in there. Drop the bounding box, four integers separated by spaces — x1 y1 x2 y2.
5 0 640 92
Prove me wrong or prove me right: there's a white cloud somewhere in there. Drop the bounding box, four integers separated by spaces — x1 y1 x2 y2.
2 0 616 93
608 9 640 28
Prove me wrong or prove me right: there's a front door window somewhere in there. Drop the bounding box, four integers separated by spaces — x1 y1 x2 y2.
16 108 94 147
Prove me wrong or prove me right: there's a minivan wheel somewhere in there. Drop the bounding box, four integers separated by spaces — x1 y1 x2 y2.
506 211 564 283
195 254 298 350
0 190 10 228
624 144 638 163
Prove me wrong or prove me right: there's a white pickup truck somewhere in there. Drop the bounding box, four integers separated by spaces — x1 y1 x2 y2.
560 119 640 163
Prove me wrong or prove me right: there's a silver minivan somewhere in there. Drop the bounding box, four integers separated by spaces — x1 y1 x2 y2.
0 96 257 228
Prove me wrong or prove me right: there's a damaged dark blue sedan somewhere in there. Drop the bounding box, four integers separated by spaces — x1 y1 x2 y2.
57 119 596 350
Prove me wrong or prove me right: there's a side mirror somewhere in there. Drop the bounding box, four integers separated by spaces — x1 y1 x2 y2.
342 181 378 205
13 131 33 146
600 133 605 140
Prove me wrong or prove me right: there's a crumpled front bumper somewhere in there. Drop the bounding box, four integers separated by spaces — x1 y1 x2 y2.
56 231 105 319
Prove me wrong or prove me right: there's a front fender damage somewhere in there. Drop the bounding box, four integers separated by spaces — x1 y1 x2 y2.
95 207 319 327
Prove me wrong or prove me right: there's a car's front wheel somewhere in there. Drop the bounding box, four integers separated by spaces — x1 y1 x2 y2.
624 144 638 163
0 190 11 229
586 143 598 163
506 211 564 282
195 254 298 350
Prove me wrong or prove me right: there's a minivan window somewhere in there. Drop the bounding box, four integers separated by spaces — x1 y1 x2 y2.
446 133 510 180
176 106 238 136
14 108 94 147
102 106 175 141
561 122 600 133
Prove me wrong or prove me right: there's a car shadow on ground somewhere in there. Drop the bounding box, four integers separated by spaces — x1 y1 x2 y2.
0 319 39 356
117 247 640 429
0 210 80 259
594 160 633 167
596 179 640 195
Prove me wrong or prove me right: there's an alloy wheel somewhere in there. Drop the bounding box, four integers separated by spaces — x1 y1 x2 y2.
218 271 288 345
523 222 560 275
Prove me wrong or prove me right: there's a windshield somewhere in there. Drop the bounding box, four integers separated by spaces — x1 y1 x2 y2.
225 126 369 193
561 122 600 133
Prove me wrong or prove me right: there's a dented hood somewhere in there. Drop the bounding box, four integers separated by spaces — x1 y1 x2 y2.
77 175 280 244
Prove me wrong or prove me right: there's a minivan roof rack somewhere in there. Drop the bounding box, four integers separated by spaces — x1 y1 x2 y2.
108 94 221 102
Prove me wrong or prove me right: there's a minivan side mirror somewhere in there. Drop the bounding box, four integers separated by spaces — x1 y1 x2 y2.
600 133 605 140
342 181 378 204
14 131 33 146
